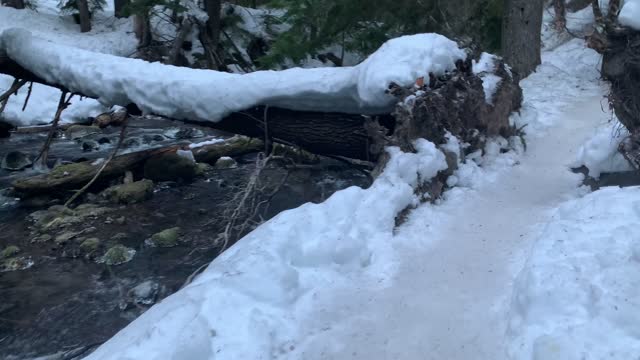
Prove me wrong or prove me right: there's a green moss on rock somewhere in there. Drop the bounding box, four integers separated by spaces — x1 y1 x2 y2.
101 245 135 265
103 179 154 204
150 227 181 247
1 245 20 258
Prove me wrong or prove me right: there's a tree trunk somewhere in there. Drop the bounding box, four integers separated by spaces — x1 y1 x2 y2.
76 0 92 33
554 0 567 31
114 0 129 18
203 0 222 69
607 0 621 24
592 0 604 24
502 0 544 79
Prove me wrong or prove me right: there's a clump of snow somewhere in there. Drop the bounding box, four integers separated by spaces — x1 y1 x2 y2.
0 29 464 121
620 0 640 30
188 138 225 149
572 119 633 178
84 139 447 360
508 186 640 360
473 52 503 105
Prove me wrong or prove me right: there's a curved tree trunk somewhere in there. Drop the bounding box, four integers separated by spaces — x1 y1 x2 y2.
502 0 544 79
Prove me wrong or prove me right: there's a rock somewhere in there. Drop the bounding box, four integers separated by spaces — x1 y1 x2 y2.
214 156 237 169
115 216 126 225
1 245 20 258
149 227 181 247
144 153 198 182
123 137 141 148
1 151 33 171
442 150 459 177
164 127 204 140
112 233 127 241
100 245 136 265
65 125 101 140
130 280 159 305
55 231 80 245
97 136 112 144
102 179 154 204
142 134 166 144
0 120 15 138
1 257 34 272
79 238 100 256
31 234 52 243
82 140 100 152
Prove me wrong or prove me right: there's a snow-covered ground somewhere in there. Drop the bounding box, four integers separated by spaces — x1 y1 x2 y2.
0 3 136 126
620 0 640 30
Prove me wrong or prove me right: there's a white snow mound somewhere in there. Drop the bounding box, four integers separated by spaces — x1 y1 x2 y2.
509 186 640 360
620 0 640 30
0 29 464 121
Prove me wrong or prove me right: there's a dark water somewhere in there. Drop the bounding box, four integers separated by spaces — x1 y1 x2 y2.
0 119 370 358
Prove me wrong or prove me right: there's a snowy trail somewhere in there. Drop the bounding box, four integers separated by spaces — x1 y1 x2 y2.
291 96 607 359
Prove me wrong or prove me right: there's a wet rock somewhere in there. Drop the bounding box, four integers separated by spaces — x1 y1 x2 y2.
149 227 181 247
123 137 141 148
102 179 154 205
55 231 81 245
100 245 136 265
144 153 198 182
0 120 14 138
1 151 33 171
82 140 100 152
1 245 20 258
65 125 101 140
142 134 166 144
79 238 100 257
1 256 34 272
97 136 112 144
112 233 127 241
130 280 159 305
164 127 204 140
214 156 237 169
31 234 52 243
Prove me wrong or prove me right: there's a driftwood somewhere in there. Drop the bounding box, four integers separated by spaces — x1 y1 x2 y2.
192 136 264 164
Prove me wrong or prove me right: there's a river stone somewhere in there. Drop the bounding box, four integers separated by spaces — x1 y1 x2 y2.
1 151 33 171
65 125 101 140
1 245 20 258
79 238 100 256
0 120 14 138
100 245 136 265
82 140 100 152
214 156 237 169
123 137 141 148
144 153 198 182
102 179 154 204
55 231 80 245
130 280 159 305
149 227 181 247
1 257 34 272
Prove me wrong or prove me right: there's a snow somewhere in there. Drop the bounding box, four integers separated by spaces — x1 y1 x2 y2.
473 52 503 105
620 0 640 30
189 138 225 149
508 186 640 360
0 29 465 121
572 119 633 178
85 139 448 360
0 2 137 126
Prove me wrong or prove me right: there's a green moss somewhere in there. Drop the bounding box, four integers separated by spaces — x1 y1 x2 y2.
101 245 135 265
1 245 20 258
50 162 95 179
150 227 181 247
103 179 154 204
79 238 100 255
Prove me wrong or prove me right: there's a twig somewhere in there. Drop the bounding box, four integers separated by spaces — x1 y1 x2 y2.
64 117 129 207
21 82 33 111
34 91 74 168
0 78 27 114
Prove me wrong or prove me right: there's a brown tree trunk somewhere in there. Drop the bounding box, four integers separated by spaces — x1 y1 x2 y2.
592 0 604 24
203 0 222 69
76 0 92 33
502 0 544 79
607 0 621 24
114 0 129 18
554 0 567 31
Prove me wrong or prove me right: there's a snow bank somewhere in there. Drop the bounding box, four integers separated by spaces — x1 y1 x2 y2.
572 119 633 178
0 29 465 121
85 140 447 360
620 0 640 30
508 186 640 360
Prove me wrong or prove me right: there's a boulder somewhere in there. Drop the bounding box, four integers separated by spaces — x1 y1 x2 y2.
1 151 33 171
102 179 154 204
100 245 135 265
64 125 101 140
149 227 181 247
1 245 20 258
144 152 198 182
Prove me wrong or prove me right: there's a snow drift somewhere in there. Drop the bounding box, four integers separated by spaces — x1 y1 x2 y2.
0 28 465 121
620 0 640 30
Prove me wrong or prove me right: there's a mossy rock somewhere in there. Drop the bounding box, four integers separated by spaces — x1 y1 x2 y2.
100 245 136 266
150 227 181 247
214 157 237 169
79 238 100 256
64 125 101 140
1 245 20 258
102 179 154 204
50 162 95 180
144 153 198 182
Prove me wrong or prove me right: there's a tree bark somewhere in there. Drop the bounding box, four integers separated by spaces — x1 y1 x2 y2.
502 0 544 79
76 0 92 33
202 0 222 69
554 0 567 31
592 0 604 24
